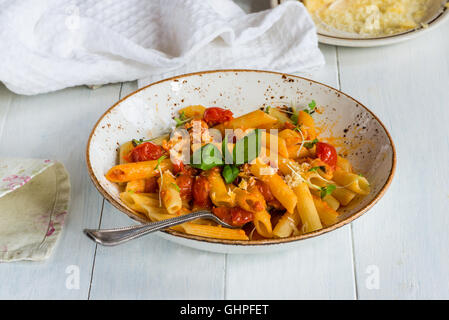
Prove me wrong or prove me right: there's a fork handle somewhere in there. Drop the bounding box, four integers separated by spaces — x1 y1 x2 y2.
84 211 212 246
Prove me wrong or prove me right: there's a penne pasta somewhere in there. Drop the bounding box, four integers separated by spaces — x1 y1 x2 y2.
332 169 370 195
179 105 206 119
107 104 370 241
214 110 278 133
125 179 146 193
206 169 235 207
261 131 289 159
297 110 317 140
337 156 353 172
312 195 339 227
172 223 249 240
249 161 297 213
119 141 135 164
293 182 323 233
331 187 356 206
158 171 182 214
106 159 172 183
272 211 301 238
120 192 173 221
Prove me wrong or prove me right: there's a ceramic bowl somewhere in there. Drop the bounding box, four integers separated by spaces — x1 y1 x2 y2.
86 70 396 254
271 0 449 47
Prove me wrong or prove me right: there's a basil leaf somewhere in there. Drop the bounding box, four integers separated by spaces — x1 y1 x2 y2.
320 184 336 198
233 129 262 165
222 164 240 184
309 166 325 172
191 143 223 170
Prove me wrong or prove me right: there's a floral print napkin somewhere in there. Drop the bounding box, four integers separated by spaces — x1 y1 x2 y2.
0 158 70 262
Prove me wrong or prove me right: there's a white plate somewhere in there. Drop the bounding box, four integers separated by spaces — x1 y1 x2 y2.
271 0 449 47
86 70 396 254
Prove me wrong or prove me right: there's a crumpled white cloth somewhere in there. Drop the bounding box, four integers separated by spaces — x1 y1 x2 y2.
0 0 324 95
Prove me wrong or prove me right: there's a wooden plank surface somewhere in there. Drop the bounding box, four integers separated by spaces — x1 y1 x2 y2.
225 44 357 300
337 21 449 299
1 0 449 300
0 84 122 299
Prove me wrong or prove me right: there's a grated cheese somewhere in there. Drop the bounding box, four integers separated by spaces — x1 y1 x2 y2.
303 0 434 36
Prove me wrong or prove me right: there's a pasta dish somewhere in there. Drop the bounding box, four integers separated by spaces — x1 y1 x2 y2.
105 103 370 241
303 0 434 36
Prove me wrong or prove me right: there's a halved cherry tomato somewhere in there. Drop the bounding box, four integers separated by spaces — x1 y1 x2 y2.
255 180 275 202
192 175 211 208
129 142 164 162
176 173 194 201
144 177 158 193
172 161 185 175
230 207 253 226
212 207 253 227
203 107 233 126
316 142 337 169
212 207 232 225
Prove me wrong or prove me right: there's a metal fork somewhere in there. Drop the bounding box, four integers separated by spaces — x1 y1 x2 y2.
83 210 236 246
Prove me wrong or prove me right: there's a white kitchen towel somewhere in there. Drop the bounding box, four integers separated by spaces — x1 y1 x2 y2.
0 0 324 96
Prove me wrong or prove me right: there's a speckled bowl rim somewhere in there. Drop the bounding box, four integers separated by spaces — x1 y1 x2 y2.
86 69 397 247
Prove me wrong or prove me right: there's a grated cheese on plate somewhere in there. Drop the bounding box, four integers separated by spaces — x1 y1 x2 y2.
303 0 434 36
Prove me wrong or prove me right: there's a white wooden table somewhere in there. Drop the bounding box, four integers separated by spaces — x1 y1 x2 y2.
1 2 449 300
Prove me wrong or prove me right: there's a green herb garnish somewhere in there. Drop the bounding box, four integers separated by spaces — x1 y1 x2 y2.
290 112 298 125
174 111 192 127
132 138 156 147
191 143 224 171
170 183 180 192
304 138 319 149
265 106 271 114
303 100 316 115
233 129 262 165
320 184 336 198
190 130 262 171
222 164 240 184
154 155 167 170
309 166 326 172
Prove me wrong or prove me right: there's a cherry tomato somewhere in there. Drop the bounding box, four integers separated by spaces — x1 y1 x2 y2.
203 107 233 126
212 207 253 227
255 180 275 202
144 177 158 193
212 207 232 225
172 161 185 175
129 142 164 162
176 173 194 201
230 207 253 226
192 175 211 208
316 142 337 169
